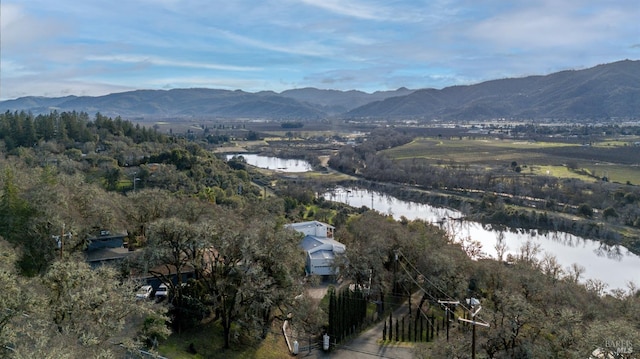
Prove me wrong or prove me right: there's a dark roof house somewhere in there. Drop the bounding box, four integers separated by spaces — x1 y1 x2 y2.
85 230 131 268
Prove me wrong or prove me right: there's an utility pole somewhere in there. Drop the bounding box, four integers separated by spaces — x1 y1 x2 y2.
53 223 71 259
133 172 140 191
393 251 398 295
438 300 459 341
61 223 64 259
458 298 489 359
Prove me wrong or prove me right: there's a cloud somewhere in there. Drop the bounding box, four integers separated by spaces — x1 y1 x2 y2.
212 28 335 57
469 2 636 50
1 76 134 100
297 0 421 22
1 0 638 99
343 34 377 46
0 59 37 77
0 3 69 50
86 55 262 72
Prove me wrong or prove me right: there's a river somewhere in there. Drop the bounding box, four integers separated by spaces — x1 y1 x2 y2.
324 187 640 292
225 154 639 292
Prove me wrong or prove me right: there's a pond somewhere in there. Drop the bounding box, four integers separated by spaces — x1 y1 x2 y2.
324 187 640 292
226 154 313 173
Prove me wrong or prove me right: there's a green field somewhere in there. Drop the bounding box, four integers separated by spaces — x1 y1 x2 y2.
384 138 640 184
386 138 571 164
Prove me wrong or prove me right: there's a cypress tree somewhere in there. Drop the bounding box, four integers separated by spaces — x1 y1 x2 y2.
395 319 399 341
328 287 336 339
383 320 387 341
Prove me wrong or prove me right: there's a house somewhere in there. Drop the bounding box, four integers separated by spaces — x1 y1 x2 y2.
86 230 127 250
86 247 131 268
286 221 346 276
133 263 196 290
287 220 335 238
85 230 131 268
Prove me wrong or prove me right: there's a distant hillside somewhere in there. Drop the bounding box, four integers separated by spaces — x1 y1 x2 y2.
1 60 638 121
279 87 414 114
0 89 327 119
0 95 79 111
0 87 413 119
347 60 640 120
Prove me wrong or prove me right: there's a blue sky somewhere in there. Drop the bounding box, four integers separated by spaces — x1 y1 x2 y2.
1 0 638 100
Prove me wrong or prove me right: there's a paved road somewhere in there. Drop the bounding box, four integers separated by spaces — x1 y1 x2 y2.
298 294 420 359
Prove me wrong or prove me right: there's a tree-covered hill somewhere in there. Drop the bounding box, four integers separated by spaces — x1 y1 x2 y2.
1 111 639 358
347 59 640 120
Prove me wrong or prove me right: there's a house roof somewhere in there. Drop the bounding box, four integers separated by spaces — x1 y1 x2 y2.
86 232 127 251
309 249 336 261
85 247 132 262
286 221 335 231
300 235 345 255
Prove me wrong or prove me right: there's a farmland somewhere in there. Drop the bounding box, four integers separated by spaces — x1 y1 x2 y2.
384 137 640 184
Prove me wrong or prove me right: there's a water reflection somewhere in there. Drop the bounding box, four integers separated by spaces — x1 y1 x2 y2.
225 154 312 172
324 187 640 291
594 243 624 261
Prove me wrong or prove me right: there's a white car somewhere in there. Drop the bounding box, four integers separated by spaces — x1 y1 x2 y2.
155 284 168 299
136 285 153 300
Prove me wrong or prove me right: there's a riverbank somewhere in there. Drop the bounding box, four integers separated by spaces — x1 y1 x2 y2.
231 151 640 263
322 185 640 292
334 179 640 257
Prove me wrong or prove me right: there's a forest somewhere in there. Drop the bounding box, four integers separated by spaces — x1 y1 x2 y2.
1 110 639 358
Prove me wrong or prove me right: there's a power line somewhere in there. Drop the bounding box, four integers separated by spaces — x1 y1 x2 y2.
397 251 486 327
396 258 439 303
396 250 489 359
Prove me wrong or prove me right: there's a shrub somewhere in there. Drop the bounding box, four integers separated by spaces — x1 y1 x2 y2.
577 203 594 218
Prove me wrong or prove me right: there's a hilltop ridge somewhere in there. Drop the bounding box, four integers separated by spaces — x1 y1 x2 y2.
1 60 638 121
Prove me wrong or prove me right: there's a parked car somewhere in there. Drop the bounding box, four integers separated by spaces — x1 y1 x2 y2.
155 284 168 300
136 285 153 300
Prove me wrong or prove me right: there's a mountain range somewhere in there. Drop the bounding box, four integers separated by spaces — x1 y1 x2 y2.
1 60 638 121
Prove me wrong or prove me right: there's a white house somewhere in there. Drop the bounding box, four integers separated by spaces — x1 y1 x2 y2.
286 221 346 276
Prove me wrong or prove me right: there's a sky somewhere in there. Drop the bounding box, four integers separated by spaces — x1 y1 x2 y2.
1 0 639 100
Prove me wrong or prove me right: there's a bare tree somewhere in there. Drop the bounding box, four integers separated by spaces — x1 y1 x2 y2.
494 231 508 262
540 253 564 281
518 240 541 267
565 263 585 284
584 279 608 297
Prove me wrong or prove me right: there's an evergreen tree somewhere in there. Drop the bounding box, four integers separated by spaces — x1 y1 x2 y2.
0 168 34 244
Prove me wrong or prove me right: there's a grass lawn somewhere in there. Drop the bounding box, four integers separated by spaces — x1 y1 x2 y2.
158 319 290 359
529 165 595 181
529 163 638 184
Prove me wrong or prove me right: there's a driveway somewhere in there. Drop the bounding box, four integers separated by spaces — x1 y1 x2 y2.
298 293 420 359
